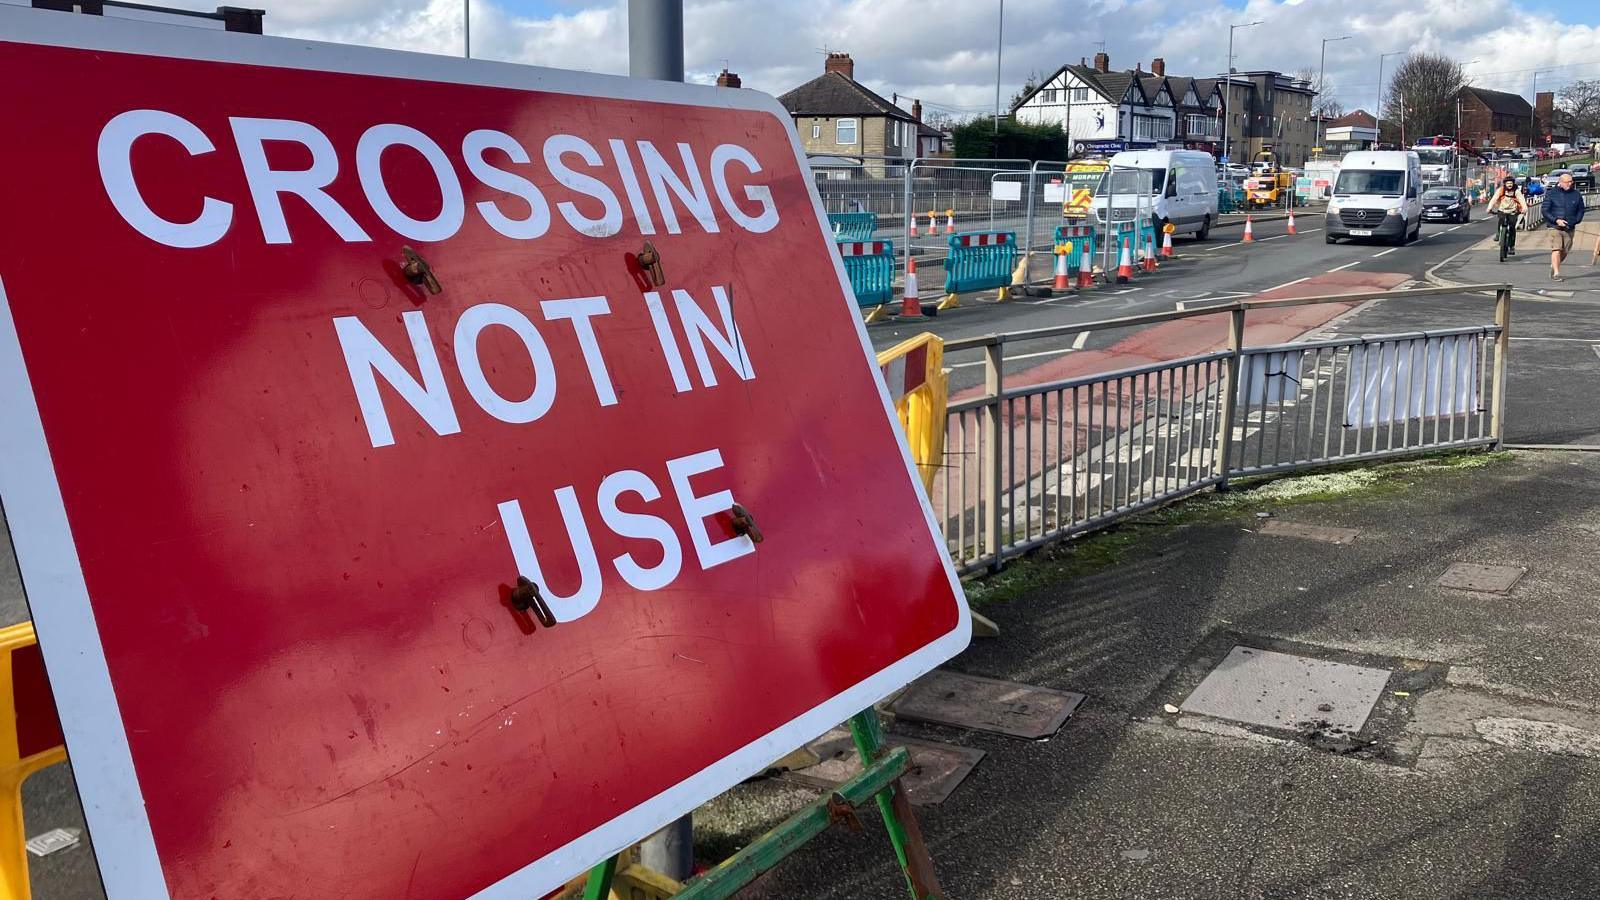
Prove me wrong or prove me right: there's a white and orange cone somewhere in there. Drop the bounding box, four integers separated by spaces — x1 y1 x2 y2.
944 209 955 234
909 213 919 238
1077 248 1096 288
1242 215 1255 242
927 210 938 235
1053 244 1073 291
1286 209 1297 235
1116 239 1135 283
900 256 923 317
1143 235 1158 272
1161 229 1174 258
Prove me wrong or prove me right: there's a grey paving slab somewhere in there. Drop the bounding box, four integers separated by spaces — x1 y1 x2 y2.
1179 646 1391 733
890 670 1084 739
1438 561 1526 593
1257 520 1361 544
786 728 985 807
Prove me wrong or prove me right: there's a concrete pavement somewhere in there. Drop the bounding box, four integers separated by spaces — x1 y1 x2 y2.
702 449 1600 899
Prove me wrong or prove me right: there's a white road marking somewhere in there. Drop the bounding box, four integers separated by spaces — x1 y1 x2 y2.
1327 261 1361 272
1594 345 1600 363
1508 337 1600 342
1073 330 1090 349
1263 276 1311 292
1112 287 1143 294
950 347 1077 369
1372 247 1400 257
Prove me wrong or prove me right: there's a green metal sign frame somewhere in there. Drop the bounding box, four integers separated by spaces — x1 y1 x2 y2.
582 708 943 899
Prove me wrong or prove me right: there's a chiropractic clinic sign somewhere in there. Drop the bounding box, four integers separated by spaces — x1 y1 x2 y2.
0 10 968 899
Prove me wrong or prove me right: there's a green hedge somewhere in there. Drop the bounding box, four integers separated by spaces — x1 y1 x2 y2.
952 117 1069 161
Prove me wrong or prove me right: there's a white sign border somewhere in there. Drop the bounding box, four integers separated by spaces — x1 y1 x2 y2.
0 7 970 899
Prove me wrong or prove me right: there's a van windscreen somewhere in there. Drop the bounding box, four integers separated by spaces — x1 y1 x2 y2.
1335 169 1405 195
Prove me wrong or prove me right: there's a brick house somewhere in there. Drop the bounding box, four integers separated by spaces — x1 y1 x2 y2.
779 53 925 162
1457 86 1532 150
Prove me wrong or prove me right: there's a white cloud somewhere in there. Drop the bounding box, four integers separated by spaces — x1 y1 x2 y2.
31 0 1600 119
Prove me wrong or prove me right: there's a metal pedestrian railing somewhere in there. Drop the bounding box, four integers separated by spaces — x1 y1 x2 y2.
932 284 1513 574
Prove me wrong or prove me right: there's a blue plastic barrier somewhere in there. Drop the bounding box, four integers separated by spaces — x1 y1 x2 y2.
1052 223 1097 271
944 231 1017 294
835 240 894 308
828 212 877 241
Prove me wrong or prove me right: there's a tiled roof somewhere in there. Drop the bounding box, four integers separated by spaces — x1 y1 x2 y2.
1461 86 1532 118
778 71 915 120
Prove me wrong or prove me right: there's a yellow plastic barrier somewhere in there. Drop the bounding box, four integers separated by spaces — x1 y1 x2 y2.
0 622 67 899
875 334 948 494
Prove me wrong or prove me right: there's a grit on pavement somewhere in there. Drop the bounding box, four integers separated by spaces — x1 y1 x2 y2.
702 449 1600 899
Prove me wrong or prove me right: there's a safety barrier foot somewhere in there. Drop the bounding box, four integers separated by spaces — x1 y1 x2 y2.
863 304 890 324
971 611 1000 638
936 293 960 311
995 287 1012 303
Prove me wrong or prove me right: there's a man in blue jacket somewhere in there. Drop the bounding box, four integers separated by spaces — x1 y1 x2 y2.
1542 172 1586 281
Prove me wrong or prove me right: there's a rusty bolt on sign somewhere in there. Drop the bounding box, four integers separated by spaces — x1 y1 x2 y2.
730 504 763 543
636 241 665 286
508 575 556 628
400 246 441 295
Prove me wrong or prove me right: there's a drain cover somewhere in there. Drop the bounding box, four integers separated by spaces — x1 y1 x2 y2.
1438 562 1524 593
1180 646 1390 734
1258 520 1360 544
890 670 1084 739
787 728 985 806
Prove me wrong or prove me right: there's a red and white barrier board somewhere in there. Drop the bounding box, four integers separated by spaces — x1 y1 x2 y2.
0 9 968 899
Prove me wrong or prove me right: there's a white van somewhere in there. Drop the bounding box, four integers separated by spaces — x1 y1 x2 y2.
1325 151 1422 245
1093 150 1220 239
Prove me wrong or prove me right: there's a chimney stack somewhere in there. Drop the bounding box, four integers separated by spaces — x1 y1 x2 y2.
1151 58 1165 76
715 69 742 88
824 52 855 80
912 99 923 122
1093 52 1110 73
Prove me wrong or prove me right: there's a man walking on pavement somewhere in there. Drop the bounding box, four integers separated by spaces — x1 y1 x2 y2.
1542 171 1585 281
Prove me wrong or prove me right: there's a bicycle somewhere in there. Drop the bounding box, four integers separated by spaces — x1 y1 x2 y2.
1496 211 1518 262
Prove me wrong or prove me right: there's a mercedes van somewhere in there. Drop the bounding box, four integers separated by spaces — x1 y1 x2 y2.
1325 151 1423 245
1094 150 1220 239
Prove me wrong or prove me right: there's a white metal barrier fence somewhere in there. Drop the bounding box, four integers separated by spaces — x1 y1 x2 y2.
933 285 1512 574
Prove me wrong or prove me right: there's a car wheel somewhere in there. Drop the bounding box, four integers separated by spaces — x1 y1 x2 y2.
1325 234 1337 244
1196 214 1211 241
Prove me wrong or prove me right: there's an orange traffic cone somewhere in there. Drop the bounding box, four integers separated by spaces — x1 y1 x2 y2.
909 212 918 238
927 210 938 235
1286 209 1297 235
1242 215 1255 242
900 256 923 317
1161 228 1174 258
1052 244 1072 291
1116 239 1134 283
944 209 955 234
1143 235 1158 272
1076 248 1096 288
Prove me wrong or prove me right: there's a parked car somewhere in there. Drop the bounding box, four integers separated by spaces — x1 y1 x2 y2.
1570 164 1594 190
1548 168 1570 185
1421 187 1470 223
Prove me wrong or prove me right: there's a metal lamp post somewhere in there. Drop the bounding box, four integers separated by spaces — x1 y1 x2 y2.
1315 35 1351 157
1222 20 1263 165
1375 51 1404 148
994 0 1004 139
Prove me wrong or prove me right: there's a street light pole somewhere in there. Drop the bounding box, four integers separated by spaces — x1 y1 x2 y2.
463 0 469 57
994 0 1004 138
1316 35 1352 157
1223 20 1263 165
1375 51 1404 148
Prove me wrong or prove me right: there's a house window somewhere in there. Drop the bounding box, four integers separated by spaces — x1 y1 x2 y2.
1072 87 1091 102
836 118 857 144
1186 114 1210 136
1042 89 1058 104
811 123 821 139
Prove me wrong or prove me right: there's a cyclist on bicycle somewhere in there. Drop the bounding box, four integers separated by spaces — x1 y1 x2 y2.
1489 176 1527 255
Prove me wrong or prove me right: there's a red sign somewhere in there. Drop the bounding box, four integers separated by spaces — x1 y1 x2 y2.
0 11 968 899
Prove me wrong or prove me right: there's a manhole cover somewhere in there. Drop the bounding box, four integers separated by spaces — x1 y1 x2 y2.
1258 520 1360 544
890 670 1084 739
1179 646 1390 734
786 728 985 806
1438 562 1524 593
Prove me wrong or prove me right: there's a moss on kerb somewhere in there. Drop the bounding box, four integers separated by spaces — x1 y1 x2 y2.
962 450 1513 607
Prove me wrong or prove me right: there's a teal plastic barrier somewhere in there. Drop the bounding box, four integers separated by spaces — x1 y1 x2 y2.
836 239 894 308
944 231 1017 293
828 212 876 241
1052 224 1097 271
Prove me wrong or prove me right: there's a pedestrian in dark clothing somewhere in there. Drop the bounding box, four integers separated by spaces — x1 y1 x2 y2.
1542 172 1586 281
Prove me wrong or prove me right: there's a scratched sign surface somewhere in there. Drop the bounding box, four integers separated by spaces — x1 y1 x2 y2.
0 11 968 899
